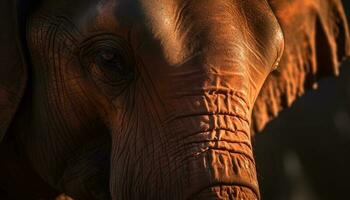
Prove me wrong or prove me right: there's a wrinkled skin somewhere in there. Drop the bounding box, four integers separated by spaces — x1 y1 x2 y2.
0 0 348 199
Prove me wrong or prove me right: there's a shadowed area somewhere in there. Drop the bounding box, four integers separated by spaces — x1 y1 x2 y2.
255 1 350 199
255 62 350 200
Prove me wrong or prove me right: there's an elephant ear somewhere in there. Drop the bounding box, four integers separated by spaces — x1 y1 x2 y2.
0 0 27 142
252 0 350 133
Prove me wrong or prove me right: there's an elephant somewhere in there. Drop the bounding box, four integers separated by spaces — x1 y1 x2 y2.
0 0 348 199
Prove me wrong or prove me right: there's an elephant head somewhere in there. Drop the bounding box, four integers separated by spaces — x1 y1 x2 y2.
0 0 348 199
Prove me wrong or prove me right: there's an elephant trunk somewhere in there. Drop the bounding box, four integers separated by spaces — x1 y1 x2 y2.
108 0 281 198
109 89 260 200
109 66 261 199
165 91 260 199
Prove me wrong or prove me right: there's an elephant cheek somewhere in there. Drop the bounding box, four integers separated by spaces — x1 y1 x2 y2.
59 138 111 200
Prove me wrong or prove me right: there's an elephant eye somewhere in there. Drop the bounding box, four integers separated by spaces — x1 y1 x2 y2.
91 47 134 80
95 50 124 72
98 50 118 65
79 35 135 97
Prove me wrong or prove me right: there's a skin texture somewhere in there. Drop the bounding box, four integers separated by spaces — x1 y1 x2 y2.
0 0 348 199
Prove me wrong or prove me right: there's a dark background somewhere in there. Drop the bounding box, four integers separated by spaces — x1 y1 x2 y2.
255 1 350 200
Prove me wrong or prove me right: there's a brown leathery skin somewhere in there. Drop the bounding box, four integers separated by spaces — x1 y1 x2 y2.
23 0 282 199
0 0 348 199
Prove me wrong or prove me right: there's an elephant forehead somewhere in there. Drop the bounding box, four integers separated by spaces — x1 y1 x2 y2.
31 0 283 67
32 0 143 34
140 0 243 65
140 0 284 66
